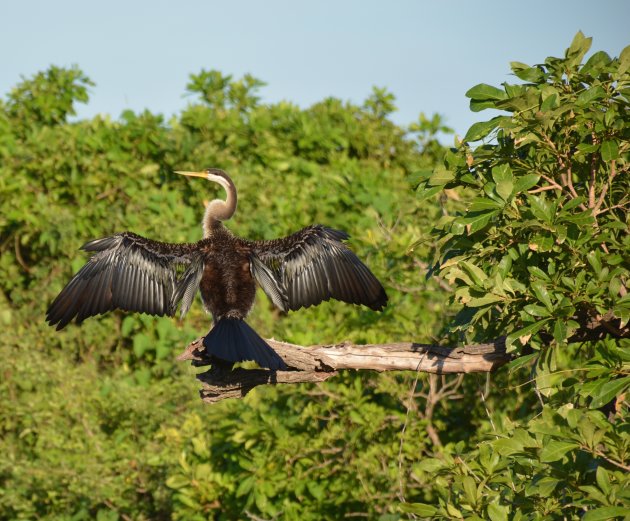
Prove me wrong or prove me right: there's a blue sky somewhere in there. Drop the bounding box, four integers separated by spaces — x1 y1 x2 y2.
2 0 627 139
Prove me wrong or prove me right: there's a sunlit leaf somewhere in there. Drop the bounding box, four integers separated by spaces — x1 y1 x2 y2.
539 440 578 462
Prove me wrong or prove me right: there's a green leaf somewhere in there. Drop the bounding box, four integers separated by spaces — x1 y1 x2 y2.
398 503 438 516
133 333 152 358
535 477 560 497
539 440 578 462
121 316 137 336
467 294 504 307
236 475 255 497
587 251 602 275
524 304 551 317
566 31 592 62
589 377 630 409
465 83 507 101
459 210 498 234
492 164 514 201
493 437 525 456
510 62 544 82
462 475 478 505
595 466 611 495
417 185 443 201
540 94 558 112
619 43 630 73
580 485 611 507
166 474 190 489
487 501 509 521
513 174 540 193
576 86 606 106
581 51 612 75
562 211 595 226
614 304 630 329
531 281 553 311
469 197 504 212
307 481 325 501
470 99 497 112
553 319 567 343
464 117 505 142
507 352 538 372
446 503 463 519
529 234 554 253
408 168 433 185
563 196 587 211
413 458 447 473
460 261 487 287
528 195 554 224
428 167 455 186
527 266 550 281
582 507 630 521
600 140 619 161
506 319 551 350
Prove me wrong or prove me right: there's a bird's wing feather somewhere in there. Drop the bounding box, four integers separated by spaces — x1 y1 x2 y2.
250 225 387 312
46 232 203 329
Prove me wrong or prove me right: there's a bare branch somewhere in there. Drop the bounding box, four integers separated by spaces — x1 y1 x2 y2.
14 235 31 273
565 166 582 202
178 337 511 404
540 173 565 193
589 135 599 209
528 185 561 194
593 159 618 215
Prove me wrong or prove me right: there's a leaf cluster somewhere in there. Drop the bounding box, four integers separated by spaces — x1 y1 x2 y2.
418 32 629 352
413 32 630 519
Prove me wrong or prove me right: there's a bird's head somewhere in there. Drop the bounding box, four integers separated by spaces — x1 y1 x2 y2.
175 168 230 186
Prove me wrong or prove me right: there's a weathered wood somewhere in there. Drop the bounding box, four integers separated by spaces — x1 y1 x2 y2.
178 336 511 404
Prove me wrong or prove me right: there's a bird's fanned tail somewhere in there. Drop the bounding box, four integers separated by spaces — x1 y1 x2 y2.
203 318 287 370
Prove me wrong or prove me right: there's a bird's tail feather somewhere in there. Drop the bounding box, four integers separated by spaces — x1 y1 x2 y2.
203 318 287 370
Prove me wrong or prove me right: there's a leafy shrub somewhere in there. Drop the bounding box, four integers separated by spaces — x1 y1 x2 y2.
413 32 629 519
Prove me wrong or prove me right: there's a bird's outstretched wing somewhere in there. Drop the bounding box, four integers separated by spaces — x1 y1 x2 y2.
46 232 203 330
250 225 387 312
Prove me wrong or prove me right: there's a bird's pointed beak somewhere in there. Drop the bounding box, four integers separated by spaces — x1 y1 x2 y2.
175 170 207 179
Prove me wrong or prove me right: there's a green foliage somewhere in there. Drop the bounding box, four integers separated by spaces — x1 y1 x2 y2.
415 32 630 518
2 33 629 520
419 32 629 350
0 64 455 519
6 65 93 128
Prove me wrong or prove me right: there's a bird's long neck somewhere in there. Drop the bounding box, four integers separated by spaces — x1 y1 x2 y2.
203 175 237 237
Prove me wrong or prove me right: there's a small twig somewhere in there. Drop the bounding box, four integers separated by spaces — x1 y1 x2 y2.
528 185 561 194
595 201 629 216
565 166 581 202
103 500 132 521
476 374 497 434
539 173 565 193
584 446 630 473
14 235 31 273
397 350 427 514
424 374 443 448
96 187 119 200
593 159 618 214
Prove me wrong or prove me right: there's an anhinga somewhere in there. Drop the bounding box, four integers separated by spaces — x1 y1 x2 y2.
46 168 388 370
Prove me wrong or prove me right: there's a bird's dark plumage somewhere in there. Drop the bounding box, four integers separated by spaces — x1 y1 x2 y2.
250 225 387 312
203 318 287 370
46 232 202 330
47 169 388 369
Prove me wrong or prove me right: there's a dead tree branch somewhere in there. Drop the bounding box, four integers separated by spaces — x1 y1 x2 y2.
178 337 511 404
